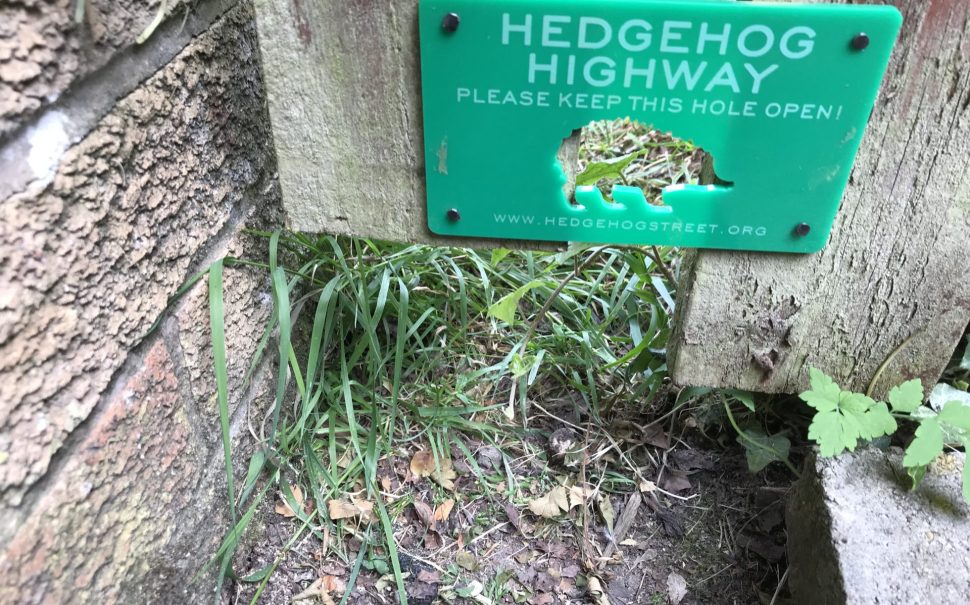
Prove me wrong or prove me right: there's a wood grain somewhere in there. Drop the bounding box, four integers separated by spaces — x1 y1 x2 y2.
670 0 970 396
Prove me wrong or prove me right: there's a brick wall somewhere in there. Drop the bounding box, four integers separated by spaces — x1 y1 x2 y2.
0 1 278 602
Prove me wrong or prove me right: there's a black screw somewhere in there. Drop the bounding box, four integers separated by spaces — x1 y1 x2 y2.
794 223 811 237
441 12 460 33
446 208 461 222
851 33 870 50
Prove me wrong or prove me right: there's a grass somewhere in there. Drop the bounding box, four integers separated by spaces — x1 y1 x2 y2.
203 119 711 603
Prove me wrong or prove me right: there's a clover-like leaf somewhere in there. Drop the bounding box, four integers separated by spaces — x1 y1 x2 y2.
938 400 970 432
887 379 923 413
801 369 898 457
903 418 944 469
808 410 849 457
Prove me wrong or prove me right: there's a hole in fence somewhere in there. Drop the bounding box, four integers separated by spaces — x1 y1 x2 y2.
558 118 730 207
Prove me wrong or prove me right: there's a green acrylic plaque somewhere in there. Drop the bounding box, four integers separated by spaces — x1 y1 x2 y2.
419 0 901 252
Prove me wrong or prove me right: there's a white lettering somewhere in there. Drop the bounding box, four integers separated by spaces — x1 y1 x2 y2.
502 13 532 46
660 21 692 54
578 17 612 49
542 15 571 48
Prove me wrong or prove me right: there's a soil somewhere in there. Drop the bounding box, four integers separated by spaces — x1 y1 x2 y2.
225 401 795 605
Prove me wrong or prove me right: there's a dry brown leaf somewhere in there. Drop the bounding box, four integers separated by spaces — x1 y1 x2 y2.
352 497 375 521
424 530 442 549
327 497 374 522
417 569 441 584
431 459 457 491
433 498 455 523
410 450 436 478
292 574 345 605
587 575 611 605
321 575 346 596
567 485 592 509
411 451 458 490
413 499 435 528
274 485 304 518
661 473 692 493
529 486 569 518
599 495 615 534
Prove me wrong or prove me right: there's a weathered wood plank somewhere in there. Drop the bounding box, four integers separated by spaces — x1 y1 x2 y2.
253 0 423 238
253 0 559 248
670 0 970 396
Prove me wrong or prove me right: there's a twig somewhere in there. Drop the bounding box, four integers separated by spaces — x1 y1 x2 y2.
647 245 677 285
866 331 918 397
602 492 642 559
769 567 790 605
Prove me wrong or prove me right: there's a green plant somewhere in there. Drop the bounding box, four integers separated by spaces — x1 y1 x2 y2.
199 234 680 602
199 119 701 601
800 368 970 502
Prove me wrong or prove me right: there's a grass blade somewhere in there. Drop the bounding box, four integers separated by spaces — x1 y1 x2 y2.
208 259 236 522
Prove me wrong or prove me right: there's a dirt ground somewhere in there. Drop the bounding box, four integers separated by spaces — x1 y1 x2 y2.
225 395 796 605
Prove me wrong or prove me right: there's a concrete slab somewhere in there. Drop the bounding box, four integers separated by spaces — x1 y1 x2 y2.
787 448 970 605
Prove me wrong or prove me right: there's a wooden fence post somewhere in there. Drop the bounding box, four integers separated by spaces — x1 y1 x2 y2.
669 0 970 396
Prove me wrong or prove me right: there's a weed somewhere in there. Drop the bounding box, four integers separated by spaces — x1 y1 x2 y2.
801 368 970 502
202 120 705 602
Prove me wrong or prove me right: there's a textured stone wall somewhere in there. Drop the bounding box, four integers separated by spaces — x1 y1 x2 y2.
0 1 278 602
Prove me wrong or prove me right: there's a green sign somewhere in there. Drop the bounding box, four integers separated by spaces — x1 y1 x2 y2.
419 0 901 252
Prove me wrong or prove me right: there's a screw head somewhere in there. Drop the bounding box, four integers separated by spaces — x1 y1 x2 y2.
446 208 461 222
441 12 460 33
851 33 870 50
794 223 811 237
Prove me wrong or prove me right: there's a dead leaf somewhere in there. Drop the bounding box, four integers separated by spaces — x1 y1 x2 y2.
529 486 569 518
641 424 670 449
433 498 455 523
274 485 304 518
380 476 393 492
661 473 692 493
587 575 611 605
638 479 657 493
476 446 502 470
413 499 435 528
505 502 525 533
667 571 688 605
598 495 615 535
327 497 374 522
431 459 457 491
530 593 554 605
321 575 346 595
417 569 441 584
567 485 593 509
410 450 436 478
455 550 479 571
292 574 345 604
